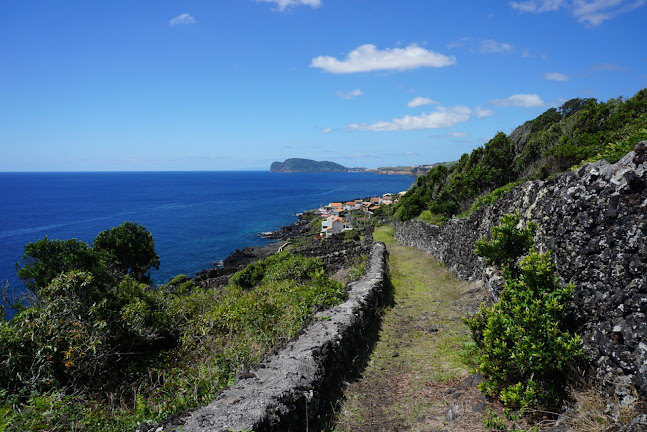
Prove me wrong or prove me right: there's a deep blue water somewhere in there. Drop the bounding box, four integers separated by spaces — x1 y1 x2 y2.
1 171 413 316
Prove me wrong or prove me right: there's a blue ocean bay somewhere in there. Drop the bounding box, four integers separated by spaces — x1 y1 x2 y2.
1 171 413 315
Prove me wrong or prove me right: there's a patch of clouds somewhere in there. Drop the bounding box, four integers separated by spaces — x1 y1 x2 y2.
509 0 566 12
544 72 569 81
447 37 472 50
448 131 468 138
509 0 645 26
321 128 332 134
590 63 628 72
522 49 548 59
474 106 495 118
408 97 440 107
347 106 472 131
256 0 321 11
480 39 513 54
336 89 363 100
490 94 545 108
310 43 456 74
573 0 646 26
169 13 196 26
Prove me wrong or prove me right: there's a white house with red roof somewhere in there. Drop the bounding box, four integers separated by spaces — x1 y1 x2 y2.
321 215 346 237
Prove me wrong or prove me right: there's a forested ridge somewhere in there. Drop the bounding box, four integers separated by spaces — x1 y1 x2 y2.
395 88 647 222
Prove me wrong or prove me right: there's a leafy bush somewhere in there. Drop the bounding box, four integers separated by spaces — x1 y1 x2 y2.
583 127 647 165
466 215 583 413
474 213 536 273
461 182 518 218
229 252 323 288
417 210 448 225
344 229 361 242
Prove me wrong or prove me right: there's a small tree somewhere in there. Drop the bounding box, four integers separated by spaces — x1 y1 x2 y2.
16 237 102 294
93 221 160 283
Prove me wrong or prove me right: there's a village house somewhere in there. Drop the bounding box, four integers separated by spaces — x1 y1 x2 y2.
327 202 343 217
321 215 347 237
344 200 362 211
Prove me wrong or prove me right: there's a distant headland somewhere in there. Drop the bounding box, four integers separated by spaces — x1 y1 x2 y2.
270 158 453 176
270 158 347 173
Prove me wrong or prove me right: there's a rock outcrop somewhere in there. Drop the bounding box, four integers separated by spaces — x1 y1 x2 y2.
395 144 647 400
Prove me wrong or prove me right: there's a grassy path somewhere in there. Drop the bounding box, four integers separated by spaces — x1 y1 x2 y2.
330 226 488 432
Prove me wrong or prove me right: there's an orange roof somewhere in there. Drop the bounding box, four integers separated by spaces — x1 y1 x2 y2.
329 202 342 207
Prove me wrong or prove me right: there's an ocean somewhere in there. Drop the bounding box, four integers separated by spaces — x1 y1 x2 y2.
1 171 413 316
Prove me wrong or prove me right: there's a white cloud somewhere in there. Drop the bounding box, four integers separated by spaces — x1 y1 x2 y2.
408 97 440 107
475 106 495 118
490 94 545 108
573 0 645 26
336 89 363 100
509 0 566 12
347 106 472 131
448 131 468 138
590 62 628 71
544 72 570 81
447 37 472 50
169 13 196 26
480 39 513 54
509 0 645 26
310 43 456 74
257 0 321 11
321 127 332 134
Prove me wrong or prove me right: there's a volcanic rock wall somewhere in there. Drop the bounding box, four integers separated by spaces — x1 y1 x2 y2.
139 242 389 432
395 147 647 399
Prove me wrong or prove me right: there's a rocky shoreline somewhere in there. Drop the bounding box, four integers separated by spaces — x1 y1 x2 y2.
192 210 372 290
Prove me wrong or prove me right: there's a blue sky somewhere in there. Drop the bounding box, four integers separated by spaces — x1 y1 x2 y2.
1 0 645 171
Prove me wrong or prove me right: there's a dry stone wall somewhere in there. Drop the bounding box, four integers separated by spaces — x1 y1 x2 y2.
395 147 647 399
138 242 389 432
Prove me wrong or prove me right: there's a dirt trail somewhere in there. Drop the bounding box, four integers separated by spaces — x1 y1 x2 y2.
330 226 489 432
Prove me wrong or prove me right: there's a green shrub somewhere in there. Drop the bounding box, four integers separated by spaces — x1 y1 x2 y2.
417 210 448 225
464 182 518 217
466 215 583 413
474 214 536 275
344 229 361 242
583 127 647 165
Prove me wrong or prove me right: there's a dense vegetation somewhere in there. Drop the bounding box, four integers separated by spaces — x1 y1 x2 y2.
395 88 647 222
0 223 347 431
270 157 347 172
466 214 584 422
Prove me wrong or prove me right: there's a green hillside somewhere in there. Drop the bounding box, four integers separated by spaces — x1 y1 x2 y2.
395 88 647 222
